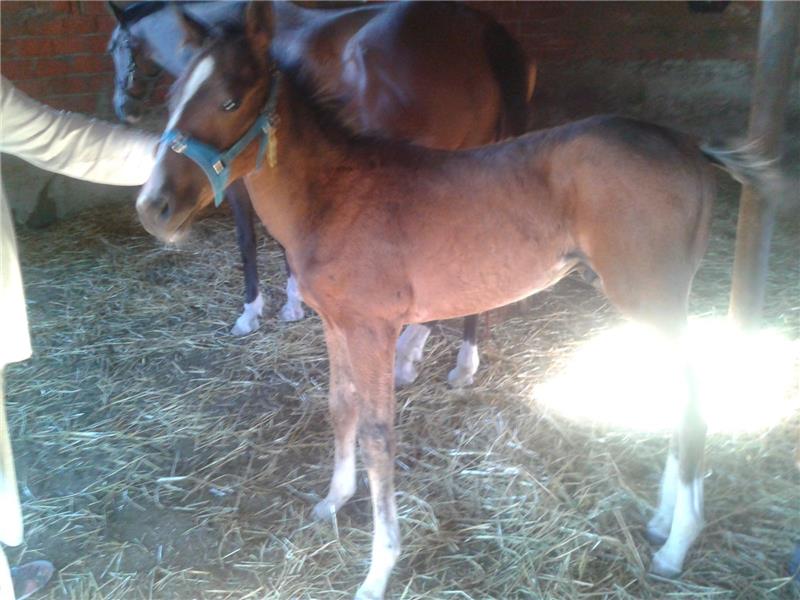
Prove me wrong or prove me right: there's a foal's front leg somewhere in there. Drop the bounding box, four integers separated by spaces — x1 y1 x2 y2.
347 322 401 600
228 181 264 336
314 322 359 519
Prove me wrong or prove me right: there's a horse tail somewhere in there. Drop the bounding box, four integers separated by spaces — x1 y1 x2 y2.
700 142 791 208
482 19 531 139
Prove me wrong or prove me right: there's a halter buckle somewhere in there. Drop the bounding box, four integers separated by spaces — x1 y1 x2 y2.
212 160 225 174
171 135 187 154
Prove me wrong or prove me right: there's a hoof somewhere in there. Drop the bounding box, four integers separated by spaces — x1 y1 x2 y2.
231 293 264 336
279 302 305 322
650 549 682 579
11 560 55 600
645 519 670 546
312 498 338 522
231 313 260 336
354 585 383 600
447 368 474 388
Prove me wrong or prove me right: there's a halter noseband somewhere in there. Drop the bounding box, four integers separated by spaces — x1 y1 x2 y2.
159 72 281 207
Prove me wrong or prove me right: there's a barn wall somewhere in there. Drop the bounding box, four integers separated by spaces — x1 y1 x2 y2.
1 1 132 226
1 1 795 225
1 1 117 116
472 1 799 133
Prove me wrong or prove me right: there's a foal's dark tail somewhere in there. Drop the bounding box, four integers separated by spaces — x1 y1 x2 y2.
700 142 791 208
483 19 532 139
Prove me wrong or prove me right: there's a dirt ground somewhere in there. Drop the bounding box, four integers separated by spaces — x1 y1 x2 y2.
4 57 800 600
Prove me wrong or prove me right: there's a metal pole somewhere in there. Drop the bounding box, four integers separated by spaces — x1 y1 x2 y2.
729 1 800 328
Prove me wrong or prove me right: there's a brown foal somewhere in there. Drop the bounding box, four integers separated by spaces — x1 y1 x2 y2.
135 5 784 599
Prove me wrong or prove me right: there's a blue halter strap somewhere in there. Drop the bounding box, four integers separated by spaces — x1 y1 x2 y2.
159 74 280 207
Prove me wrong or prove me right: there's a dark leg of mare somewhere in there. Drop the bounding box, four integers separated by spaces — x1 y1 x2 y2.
228 180 264 336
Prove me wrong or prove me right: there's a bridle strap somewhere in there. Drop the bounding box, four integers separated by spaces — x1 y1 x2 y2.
159 72 281 207
120 1 168 25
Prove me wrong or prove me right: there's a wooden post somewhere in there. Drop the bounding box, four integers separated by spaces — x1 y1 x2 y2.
729 1 800 328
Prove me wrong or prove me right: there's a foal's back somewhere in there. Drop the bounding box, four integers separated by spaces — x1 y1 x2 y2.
295 114 715 325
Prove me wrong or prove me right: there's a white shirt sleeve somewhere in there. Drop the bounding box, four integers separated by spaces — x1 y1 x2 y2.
0 75 158 186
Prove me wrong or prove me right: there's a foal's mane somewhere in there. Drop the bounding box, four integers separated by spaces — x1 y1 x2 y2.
274 56 386 146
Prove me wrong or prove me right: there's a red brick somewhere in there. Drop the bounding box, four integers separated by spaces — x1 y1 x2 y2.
14 73 112 97
4 34 110 58
0 2 41 15
0 57 75 80
19 15 100 36
51 1 75 14
80 1 114 15
95 14 118 33
70 54 113 75
0 58 38 80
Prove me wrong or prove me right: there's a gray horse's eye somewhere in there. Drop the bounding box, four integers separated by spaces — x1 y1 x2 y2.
222 99 240 112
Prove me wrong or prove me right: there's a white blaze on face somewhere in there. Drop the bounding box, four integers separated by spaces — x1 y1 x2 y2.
137 55 216 212
167 55 215 130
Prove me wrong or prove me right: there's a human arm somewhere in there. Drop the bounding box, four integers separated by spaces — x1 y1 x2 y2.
0 76 157 186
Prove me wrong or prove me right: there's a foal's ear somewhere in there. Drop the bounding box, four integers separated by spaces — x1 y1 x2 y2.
174 4 212 49
244 1 273 62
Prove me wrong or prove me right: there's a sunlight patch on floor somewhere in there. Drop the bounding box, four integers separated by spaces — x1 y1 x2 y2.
536 318 800 434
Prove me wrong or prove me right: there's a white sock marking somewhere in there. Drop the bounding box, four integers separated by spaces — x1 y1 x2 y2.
279 275 305 322
394 324 431 387
448 340 479 388
651 476 704 576
648 452 679 542
356 496 400 600
314 448 357 520
230 292 264 336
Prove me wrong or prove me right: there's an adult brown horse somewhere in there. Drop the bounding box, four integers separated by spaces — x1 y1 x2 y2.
134 4 786 599
109 0 535 388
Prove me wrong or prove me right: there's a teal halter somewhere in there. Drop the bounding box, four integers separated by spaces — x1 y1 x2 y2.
159 74 280 207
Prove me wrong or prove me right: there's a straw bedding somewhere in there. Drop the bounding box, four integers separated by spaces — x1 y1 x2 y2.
5 159 799 599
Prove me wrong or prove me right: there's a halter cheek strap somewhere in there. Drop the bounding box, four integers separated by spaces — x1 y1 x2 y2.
159 73 280 207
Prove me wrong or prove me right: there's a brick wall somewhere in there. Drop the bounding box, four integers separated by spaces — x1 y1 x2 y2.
0 1 765 121
473 1 762 62
1 1 118 116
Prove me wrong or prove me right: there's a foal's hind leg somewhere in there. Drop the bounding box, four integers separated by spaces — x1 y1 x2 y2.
599 267 706 576
448 314 480 387
651 341 706 577
314 321 359 520
228 181 264 336
280 252 306 322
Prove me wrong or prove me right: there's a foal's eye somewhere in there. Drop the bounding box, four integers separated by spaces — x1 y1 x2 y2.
222 99 240 112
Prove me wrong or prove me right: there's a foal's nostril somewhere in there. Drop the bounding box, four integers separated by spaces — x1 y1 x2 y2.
140 194 172 224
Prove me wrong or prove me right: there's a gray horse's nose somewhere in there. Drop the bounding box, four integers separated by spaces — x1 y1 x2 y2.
115 96 144 124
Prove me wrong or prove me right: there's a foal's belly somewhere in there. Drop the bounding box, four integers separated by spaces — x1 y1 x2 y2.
405 249 575 324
